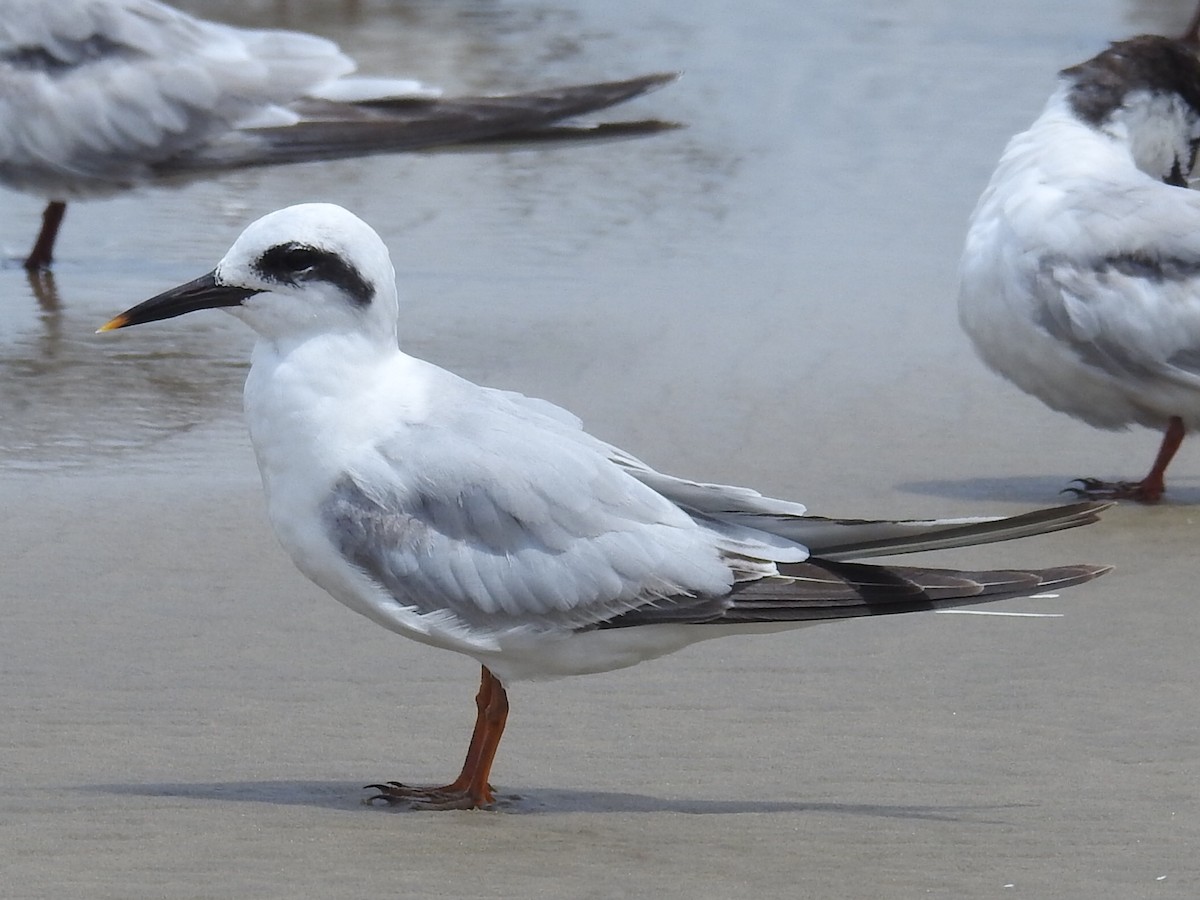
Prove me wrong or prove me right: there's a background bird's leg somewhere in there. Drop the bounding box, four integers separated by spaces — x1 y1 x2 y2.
1066 416 1185 503
24 201 67 271
1134 416 1186 502
366 665 509 810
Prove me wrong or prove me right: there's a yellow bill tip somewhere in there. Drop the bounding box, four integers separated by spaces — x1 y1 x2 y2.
96 314 129 333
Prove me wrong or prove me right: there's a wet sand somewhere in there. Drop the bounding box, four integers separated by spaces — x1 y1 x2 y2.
1 1 1198 897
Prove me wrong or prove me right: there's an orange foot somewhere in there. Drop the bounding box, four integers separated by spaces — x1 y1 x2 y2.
364 665 511 811
1062 477 1164 504
364 781 496 811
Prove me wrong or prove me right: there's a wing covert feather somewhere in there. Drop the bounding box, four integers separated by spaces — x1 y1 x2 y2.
1039 252 1200 385
320 388 739 633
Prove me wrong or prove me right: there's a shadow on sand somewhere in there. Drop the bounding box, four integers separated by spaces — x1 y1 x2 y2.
84 780 1024 822
898 475 1200 506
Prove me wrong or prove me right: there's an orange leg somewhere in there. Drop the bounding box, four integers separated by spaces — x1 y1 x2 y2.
1067 416 1186 504
24 201 67 271
366 665 509 810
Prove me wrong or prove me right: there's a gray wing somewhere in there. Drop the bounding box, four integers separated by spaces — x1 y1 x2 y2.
725 502 1109 560
611 448 1109 559
597 560 1110 628
1012 174 1200 388
1037 250 1200 387
168 74 679 174
319 386 760 636
0 0 364 194
322 468 1109 636
0 0 676 197
317 373 1108 636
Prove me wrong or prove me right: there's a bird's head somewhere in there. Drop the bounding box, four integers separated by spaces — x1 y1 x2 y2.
1062 35 1200 185
100 203 399 345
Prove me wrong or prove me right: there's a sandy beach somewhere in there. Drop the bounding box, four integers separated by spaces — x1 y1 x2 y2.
1 0 1198 897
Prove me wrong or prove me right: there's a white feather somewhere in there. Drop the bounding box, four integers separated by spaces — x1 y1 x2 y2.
960 53 1200 433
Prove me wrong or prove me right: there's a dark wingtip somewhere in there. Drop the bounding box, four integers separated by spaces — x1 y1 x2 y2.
636 71 683 90
476 118 685 145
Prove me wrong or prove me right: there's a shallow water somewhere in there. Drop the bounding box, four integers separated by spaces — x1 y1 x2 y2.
3 1 1200 898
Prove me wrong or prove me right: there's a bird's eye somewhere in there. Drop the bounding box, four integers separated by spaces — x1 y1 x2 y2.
256 243 328 282
253 241 374 305
279 247 320 272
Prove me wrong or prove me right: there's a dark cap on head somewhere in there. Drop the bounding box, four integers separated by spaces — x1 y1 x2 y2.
1063 35 1200 126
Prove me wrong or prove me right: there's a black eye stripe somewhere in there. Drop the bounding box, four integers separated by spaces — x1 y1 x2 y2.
278 247 321 271
254 242 375 307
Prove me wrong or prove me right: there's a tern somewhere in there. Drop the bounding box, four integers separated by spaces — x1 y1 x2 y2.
959 29 1200 503
101 203 1110 810
0 0 676 270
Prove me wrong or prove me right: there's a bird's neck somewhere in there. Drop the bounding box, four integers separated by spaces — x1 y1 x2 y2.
1023 85 1191 184
242 332 401 503
967 88 1163 252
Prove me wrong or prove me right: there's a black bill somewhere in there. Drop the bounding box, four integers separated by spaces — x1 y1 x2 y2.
98 271 259 331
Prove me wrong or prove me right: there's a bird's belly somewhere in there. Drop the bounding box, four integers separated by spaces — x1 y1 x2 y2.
960 259 1190 431
478 621 826 684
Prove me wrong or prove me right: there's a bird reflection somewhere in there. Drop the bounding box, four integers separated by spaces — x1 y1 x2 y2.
26 268 61 315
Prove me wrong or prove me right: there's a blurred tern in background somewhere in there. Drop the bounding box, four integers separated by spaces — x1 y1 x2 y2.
959 19 1200 503
101 203 1110 810
0 0 677 269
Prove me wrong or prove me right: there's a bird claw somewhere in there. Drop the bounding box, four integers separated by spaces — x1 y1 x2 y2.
1061 477 1161 503
362 781 409 793
1060 477 1110 497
